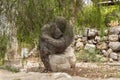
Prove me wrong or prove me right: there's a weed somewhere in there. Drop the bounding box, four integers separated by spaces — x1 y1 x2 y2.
75 50 105 62
0 65 19 73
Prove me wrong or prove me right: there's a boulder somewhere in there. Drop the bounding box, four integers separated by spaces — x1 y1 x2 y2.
75 35 82 40
49 46 76 72
95 36 108 42
88 29 98 39
84 44 96 53
52 72 72 79
87 40 93 44
76 38 82 42
109 26 120 34
28 47 39 57
101 50 108 57
82 37 87 44
83 28 89 37
101 48 112 57
87 39 97 44
49 54 71 72
95 36 101 42
103 36 109 41
104 29 109 36
75 41 84 50
109 42 120 52
96 42 108 50
108 34 118 41
64 47 76 68
110 52 118 61
83 28 98 39
107 48 113 54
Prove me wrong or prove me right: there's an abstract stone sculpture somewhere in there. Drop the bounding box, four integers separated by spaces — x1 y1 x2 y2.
38 16 75 72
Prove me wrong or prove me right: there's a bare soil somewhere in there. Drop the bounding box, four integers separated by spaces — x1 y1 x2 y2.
64 63 120 78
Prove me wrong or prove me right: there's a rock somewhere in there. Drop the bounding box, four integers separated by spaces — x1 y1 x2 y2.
88 29 98 39
28 47 39 57
102 50 108 57
26 61 39 68
87 39 97 44
82 37 87 42
95 36 108 42
102 49 113 57
75 42 84 50
110 52 118 60
83 28 89 37
49 55 71 72
109 42 120 52
0 70 93 80
108 34 118 41
104 29 109 36
84 44 96 53
96 42 107 50
49 46 76 72
95 36 101 42
64 47 76 68
21 48 29 58
109 26 120 34
109 58 114 62
87 40 93 44
83 28 98 39
52 72 72 79
24 61 40 72
76 38 82 42
103 36 109 41
107 48 113 55
75 35 82 40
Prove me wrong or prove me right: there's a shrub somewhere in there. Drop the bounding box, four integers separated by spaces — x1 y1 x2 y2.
0 35 7 65
75 50 105 62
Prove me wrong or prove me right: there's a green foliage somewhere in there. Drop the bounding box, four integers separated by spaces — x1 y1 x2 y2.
105 8 120 26
14 0 75 47
0 35 7 65
0 65 19 73
16 0 54 46
2 0 120 43
76 6 100 28
76 4 120 35
75 50 105 62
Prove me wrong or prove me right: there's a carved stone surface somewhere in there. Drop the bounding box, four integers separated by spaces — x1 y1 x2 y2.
49 46 76 72
39 17 75 71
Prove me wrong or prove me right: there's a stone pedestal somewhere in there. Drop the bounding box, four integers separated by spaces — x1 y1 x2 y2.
49 46 76 72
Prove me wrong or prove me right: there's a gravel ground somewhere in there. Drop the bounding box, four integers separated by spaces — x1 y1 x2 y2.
0 62 120 80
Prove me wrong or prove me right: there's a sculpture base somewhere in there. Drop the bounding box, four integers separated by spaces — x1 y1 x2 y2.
49 46 76 72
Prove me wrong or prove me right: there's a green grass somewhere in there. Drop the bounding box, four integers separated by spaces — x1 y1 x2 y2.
75 50 106 62
0 65 19 73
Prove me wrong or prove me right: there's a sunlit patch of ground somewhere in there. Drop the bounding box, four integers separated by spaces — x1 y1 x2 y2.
64 63 120 78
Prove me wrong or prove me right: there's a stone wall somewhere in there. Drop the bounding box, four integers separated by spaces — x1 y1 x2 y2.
74 26 120 61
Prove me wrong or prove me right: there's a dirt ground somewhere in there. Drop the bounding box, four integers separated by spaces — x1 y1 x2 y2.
64 62 120 78
22 62 120 78
1 62 120 79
